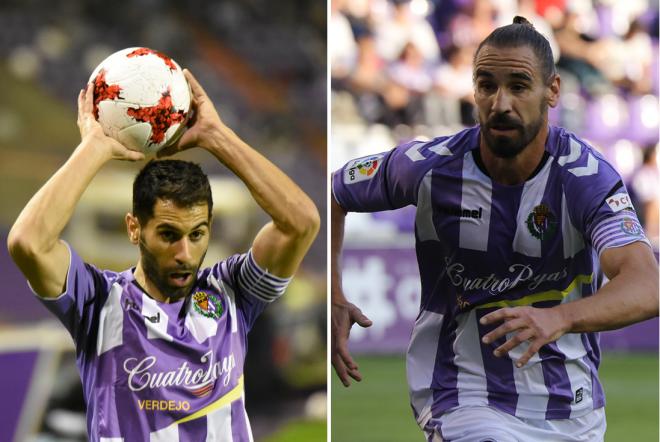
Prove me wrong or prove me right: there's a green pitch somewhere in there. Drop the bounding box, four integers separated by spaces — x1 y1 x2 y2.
332 353 658 442
264 419 327 442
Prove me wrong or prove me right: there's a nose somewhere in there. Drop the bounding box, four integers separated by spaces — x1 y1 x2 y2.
492 88 512 114
174 238 193 263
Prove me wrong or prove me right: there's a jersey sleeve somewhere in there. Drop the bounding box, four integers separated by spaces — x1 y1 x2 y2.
34 243 111 349
212 250 292 332
562 143 651 257
332 138 447 212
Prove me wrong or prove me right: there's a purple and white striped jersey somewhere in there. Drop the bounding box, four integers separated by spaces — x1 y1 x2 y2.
332 126 650 428
36 244 290 441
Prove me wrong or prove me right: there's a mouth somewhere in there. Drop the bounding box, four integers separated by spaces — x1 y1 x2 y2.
489 125 519 136
168 272 193 287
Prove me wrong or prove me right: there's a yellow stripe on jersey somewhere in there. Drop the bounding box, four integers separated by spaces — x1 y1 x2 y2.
173 375 244 426
477 273 593 310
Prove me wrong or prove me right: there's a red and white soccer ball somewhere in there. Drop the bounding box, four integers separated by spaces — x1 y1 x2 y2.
88 47 191 153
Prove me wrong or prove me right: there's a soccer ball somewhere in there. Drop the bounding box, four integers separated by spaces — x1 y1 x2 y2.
88 47 191 153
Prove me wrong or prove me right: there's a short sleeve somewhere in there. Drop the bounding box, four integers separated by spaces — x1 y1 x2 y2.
561 143 651 256
332 137 452 212
35 243 111 346
211 250 292 332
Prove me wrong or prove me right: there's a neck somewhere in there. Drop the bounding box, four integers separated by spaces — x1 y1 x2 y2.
134 262 170 303
479 124 549 185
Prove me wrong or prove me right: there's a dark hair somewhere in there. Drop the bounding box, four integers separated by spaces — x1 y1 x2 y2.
132 160 213 224
474 16 556 81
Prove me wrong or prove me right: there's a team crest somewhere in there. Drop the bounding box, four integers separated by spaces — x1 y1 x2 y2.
192 291 223 319
621 217 643 236
526 204 557 241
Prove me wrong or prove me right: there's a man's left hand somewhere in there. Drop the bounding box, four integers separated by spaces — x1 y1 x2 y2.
480 306 570 368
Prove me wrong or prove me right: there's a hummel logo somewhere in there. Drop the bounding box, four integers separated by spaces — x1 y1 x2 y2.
440 206 483 219
144 312 161 324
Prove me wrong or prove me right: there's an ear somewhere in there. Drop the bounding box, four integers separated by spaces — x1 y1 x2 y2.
126 213 140 245
546 74 561 108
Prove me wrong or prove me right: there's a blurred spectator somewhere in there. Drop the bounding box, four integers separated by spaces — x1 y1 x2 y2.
631 144 659 246
374 0 440 63
330 0 359 83
385 41 433 126
428 44 476 127
554 9 613 97
448 0 496 49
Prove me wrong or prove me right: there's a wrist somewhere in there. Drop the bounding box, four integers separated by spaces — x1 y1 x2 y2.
554 303 575 334
202 124 244 154
77 137 114 163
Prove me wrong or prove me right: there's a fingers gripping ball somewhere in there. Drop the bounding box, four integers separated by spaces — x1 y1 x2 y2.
88 47 191 153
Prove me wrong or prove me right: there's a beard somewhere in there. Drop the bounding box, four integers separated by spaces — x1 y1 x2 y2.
479 108 545 159
139 236 206 301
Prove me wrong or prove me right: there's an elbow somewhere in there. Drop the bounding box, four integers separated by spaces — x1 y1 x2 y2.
284 199 321 242
296 201 321 241
7 227 36 263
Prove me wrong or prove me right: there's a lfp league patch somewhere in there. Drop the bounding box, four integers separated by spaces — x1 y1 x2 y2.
344 154 384 184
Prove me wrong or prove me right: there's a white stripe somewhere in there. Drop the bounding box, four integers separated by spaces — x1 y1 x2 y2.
141 294 173 342
512 159 553 257
568 153 599 177
205 402 233 442
557 138 581 166
407 309 444 427
100 438 123 442
416 171 439 241
150 423 179 442
561 191 585 259
185 288 219 343
209 275 238 334
507 337 546 416
97 283 124 356
555 288 594 418
454 310 488 407
242 393 255 442
459 152 492 251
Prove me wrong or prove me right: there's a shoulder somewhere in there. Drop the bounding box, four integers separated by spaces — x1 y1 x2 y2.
392 126 478 167
548 126 622 188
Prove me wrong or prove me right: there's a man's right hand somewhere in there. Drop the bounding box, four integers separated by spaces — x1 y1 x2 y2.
331 299 373 387
77 83 145 162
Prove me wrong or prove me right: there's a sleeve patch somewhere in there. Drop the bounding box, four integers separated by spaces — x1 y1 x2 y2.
343 154 384 184
606 192 634 213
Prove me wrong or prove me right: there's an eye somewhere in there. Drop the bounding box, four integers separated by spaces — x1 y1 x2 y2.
478 81 496 93
160 231 178 242
190 230 205 241
511 83 528 92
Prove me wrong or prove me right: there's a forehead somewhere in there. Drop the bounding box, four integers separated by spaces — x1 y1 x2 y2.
146 199 209 229
474 45 541 80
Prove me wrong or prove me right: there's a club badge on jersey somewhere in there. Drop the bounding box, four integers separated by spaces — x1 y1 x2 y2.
526 203 558 241
192 291 223 319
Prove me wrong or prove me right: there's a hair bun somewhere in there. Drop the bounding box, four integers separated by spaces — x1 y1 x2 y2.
513 16 534 28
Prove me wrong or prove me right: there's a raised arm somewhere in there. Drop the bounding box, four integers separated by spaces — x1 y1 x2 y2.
331 197 373 386
7 84 144 298
160 70 319 277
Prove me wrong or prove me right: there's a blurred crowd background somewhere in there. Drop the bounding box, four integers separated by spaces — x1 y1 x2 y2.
331 0 659 249
0 0 326 441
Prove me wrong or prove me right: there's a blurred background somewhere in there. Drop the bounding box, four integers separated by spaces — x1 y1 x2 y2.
0 0 326 441
330 0 659 441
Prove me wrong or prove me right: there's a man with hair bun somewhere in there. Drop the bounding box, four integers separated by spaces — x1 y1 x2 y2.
332 16 657 441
